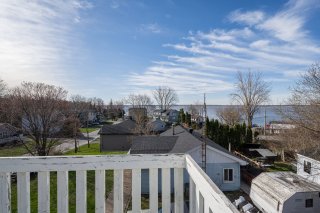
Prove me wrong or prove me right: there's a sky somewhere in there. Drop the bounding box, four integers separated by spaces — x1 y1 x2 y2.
0 0 320 104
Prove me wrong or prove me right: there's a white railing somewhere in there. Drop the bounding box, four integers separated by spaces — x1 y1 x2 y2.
0 154 238 213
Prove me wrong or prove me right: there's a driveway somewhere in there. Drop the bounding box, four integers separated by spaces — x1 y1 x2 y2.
53 129 100 153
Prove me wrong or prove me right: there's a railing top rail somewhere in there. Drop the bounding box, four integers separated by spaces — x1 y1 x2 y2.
185 154 239 213
0 154 186 172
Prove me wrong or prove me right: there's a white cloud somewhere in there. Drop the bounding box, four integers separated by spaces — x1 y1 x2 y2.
250 40 270 49
140 23 162 34
127 0 320 102
228 10 265 26
0 1 91 86
257 0 316 42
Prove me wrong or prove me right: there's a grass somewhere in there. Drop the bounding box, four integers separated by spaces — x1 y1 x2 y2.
79 127 100 133
64 142 126 155
0 140 62 157
0 143 31 156
10 171 115 213
266 161 294 172
10 142 127 213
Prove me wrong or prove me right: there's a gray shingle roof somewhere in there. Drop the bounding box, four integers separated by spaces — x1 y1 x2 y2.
191 130 242 159
160 125 203 153
249 148 277 157
130 136 178 154
99 120 137 135
163 126 246 164
0 123 21 135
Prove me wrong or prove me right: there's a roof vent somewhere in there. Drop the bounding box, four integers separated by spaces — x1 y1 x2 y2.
293 179 300 183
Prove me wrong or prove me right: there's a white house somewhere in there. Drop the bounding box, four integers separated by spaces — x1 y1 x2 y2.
250 172 320 213
267 123 295 134
129 125 247 194
152 109 179 123
147 118 166 133
297 153 320 185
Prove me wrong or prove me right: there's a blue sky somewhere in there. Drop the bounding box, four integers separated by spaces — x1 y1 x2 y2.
0 0 320 104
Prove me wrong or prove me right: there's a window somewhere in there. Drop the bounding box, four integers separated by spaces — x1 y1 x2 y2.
223 168 234 182
305 199 313 208
304 161 311 174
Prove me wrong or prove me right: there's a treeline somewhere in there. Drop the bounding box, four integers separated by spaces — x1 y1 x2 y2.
205 118 253 151
178 109 191 126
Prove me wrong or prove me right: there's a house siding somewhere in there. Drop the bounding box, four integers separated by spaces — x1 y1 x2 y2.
205 163 240 191
140 162 240 194
100 135 133 151
250 181 281 213
188 146 242 191
297 154 320 185
141 147 240 194
283 192 320 213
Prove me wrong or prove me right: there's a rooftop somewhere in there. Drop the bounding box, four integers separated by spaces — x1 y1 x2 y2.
248 148 277 158
161 125 202 153
0 123 21 135
130 136 178 154
99 120 137 135
252 172 320 202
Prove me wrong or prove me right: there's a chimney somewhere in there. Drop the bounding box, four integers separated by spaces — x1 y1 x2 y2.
172 124 175 135
228 143 231 152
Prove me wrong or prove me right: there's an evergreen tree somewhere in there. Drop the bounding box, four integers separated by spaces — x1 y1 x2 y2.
179 108 185 124
185 112 191 126
205 117 210 136
246 127 253 143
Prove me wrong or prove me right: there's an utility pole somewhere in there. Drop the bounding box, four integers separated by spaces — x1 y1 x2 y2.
202 93 207 172
264 106 266 135
86 111 90 148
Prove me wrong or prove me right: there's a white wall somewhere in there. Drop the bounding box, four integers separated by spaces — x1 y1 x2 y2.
188 146 238 164
297 154 320 185
284 192 320 213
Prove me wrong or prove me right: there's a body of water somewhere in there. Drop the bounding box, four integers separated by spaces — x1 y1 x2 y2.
172 105 283 126
124 105 284 126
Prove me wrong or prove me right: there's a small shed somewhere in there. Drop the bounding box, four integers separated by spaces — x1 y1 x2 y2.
248 148 277 164
99 120 138 151
250 172 320 213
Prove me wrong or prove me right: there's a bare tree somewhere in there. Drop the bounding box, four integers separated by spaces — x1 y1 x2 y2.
12 82 68 156
126 93 153 109
70 95 90 151
279 63 320 158
231 71 270 127
0 79 18 125
88 97 105 115
153 86 178 111
126 93 153 117
216 106 242 126
126 94 153 134
0 78 7 97
188 101 202 121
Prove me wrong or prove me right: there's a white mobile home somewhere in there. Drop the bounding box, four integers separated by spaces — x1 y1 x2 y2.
250 172 320 213
297 153 320 185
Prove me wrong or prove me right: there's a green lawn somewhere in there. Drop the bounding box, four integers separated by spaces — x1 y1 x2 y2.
64 142 126 155
266 162 294 172
10 143 127 213
0 140 64 157
79 127 100 133
0 143 31 156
